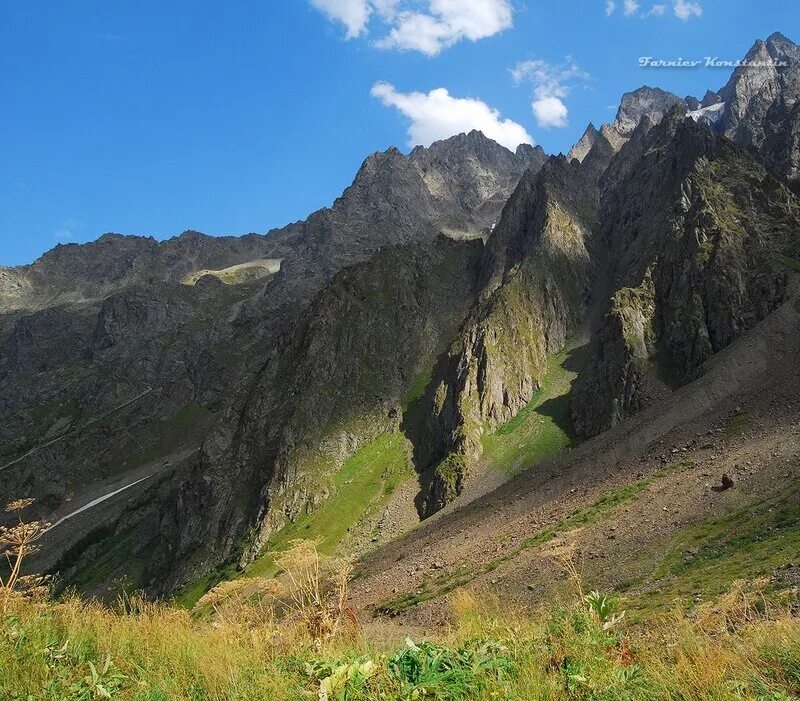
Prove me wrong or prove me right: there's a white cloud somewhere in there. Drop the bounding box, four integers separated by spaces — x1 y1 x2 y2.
532 97 568 128
370 82 533 149
673 0 702 19
310 0 372 39
623 0 639 15
54 218 84 241
310 0 512 55
610 0 696 20
511 57 590 129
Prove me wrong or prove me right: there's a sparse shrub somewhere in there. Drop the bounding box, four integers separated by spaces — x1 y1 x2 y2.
273 539 356 643
583 590 626 630
195 539 357 645
0 498 51 608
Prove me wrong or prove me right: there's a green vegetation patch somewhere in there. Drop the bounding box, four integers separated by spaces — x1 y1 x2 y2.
58 524 152 598
481 346 580 475
0 397 83 461
521 478 653 550
776 253 800 272
401 365 434 414
247 433 413 578
647 488 800 604
725 410 752 438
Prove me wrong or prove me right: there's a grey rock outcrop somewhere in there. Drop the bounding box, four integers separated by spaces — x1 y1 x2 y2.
719 32 800 180
571 109 800 435
600 86 686 151
408 137 614 515
567 123 600 163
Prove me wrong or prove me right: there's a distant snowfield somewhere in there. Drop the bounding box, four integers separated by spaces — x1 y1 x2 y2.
182 258 282 285
44 475 153 533
687 102 725 124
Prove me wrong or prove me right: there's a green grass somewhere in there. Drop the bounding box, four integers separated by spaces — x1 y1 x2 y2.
4 582 799 701
246 433 414 578
401 366 434 414
56 525 151 598
0 397 83 461
646 487 800 604
520 478 654 549
481 346 579 475
726 411 752 438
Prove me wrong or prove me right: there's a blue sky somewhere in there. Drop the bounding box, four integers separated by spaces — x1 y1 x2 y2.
1 1 797 266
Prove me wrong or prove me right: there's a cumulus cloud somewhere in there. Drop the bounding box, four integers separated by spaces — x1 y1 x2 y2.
605 1 616 15
370 82 533 149
531 97 568 129
309 0 513 55
511 57 590 129
673 0 702 19
647 4 666 16
309 0 373 39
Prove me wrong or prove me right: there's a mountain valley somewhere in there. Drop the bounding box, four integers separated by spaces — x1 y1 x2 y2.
1 32 799 626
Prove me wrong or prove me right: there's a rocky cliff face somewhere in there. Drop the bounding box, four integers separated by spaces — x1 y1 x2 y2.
407 138 613 515
144 236 484 590
599 86 686 152
570 109 800 436
417 33 800 512
567 123 599 163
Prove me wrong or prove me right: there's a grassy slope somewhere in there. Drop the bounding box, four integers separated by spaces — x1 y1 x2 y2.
481 345 579 475
246 433 414 579
377 474 663 615
630 485 800 614
182 346 580 604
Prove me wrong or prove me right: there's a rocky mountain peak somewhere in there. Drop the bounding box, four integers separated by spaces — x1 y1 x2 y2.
515 143 546 161
717 33 800 179
701 90 723 107
595 87 686 153
567 122 600 163
764 31 800 59
614 86 686 136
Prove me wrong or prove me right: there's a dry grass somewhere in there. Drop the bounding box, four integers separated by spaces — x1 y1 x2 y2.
0 539 798 700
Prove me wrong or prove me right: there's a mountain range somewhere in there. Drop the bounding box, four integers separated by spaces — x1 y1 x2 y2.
1 32 799 604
